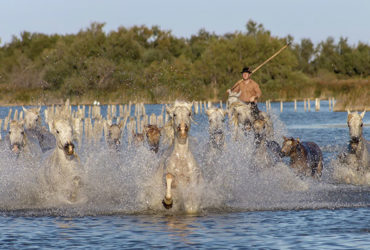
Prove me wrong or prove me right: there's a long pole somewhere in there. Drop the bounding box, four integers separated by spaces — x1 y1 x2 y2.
250 42 291 75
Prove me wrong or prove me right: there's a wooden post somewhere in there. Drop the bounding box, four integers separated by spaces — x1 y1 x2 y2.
294 99 297 112
328 98 331 111
266 101 269 112
308 98 311 112
304 99 307 112
280 100 283 112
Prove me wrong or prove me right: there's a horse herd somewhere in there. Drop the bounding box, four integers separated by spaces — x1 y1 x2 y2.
1 91 369 213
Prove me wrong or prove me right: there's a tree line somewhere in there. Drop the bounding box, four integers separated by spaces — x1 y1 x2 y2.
0 20 369 104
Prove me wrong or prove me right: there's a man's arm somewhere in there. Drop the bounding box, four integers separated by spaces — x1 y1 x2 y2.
250 80 262 102
229 80 242 93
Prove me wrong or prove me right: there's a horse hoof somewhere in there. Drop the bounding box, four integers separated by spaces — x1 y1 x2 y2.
162 198 173 209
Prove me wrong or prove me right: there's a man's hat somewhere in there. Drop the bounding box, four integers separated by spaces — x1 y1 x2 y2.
241 67 252 74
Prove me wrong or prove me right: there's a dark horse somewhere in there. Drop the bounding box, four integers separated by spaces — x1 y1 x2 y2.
281 137 323 178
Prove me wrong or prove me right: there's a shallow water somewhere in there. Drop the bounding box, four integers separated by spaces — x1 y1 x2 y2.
0 101 369 248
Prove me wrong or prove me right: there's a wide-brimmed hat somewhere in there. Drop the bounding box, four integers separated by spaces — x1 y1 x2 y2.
241 67 252 74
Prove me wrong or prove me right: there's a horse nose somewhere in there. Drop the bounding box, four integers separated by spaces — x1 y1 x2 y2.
350 136 360 143
114 139 121 145
64 142 75 155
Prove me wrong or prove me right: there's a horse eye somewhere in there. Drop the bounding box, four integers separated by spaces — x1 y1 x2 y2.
173 114 177 117
361 123 363 127
56 130 59 134
188 113 191 117
8 131 11 134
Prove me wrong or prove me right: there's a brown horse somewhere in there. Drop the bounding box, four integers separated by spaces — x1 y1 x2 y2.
281 137 323 178
144 124 162 153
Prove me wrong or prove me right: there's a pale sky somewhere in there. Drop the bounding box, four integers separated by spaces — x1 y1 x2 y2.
0 0 369 45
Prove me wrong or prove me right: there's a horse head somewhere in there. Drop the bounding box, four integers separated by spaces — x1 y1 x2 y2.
347 110 365 143
23 106 41 130
166 101 193 144
9 120 26 154
281 136 300 156
50 119 75 156
106 120 124 148
144 124 162 153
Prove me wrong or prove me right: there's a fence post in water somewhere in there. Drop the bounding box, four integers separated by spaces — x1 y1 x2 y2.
328 98 331 111
194 101 199 114
280 101 283 112
308 98 311 112
294 99 297 112
13 109 18 121
266 101 269 112
304 99 307 112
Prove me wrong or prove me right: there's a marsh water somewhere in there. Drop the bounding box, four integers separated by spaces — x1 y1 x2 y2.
0 101 369 248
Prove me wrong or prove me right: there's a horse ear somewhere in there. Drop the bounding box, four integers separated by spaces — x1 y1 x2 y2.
22 106 28 113
186 102 193 112
205 109 211 116
360 110 366 118
166 105 174 115
227 89 231 95
236 91 241 97
347 109 351 115
38 106 41 112
49 121 56 133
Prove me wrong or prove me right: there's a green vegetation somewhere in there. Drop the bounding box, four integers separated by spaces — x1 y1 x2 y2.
0 21 369 108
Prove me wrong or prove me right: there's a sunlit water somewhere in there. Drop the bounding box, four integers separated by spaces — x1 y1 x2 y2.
0 101 369 248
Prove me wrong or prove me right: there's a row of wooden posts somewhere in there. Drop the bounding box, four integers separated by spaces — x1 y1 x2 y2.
0 98 335 140
267 97 336 112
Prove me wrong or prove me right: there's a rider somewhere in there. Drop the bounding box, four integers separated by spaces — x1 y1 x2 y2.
227 67 262 116
228 67 262 104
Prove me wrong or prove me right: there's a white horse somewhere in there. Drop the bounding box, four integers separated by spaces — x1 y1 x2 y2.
156 101 203 213
227 89 273 139
7 120 41 157
335 110 370 185
23 106 56 152
42 119 85 204
206 106 226 152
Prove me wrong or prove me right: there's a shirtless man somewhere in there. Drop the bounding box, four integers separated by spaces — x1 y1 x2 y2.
228 67 262 104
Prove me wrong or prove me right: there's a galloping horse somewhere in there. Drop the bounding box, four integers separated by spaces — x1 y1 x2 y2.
42 118 85 204
253 119 282 166
144 125 162 153
23 106 56 152
281 137 323 178
7 120 42 157
227 90 273 138
339 111 369 171
206 107 226 151
159 101 203 213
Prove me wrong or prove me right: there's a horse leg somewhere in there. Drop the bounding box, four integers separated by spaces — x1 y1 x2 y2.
69 176 82 202
162 173 174 209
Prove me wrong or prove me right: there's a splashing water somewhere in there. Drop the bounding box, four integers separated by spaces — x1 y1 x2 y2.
0 104 369 216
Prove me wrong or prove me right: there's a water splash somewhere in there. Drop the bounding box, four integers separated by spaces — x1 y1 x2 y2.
0 110 369 216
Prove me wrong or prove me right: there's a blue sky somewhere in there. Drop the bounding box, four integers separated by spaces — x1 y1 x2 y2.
0 0 369 45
